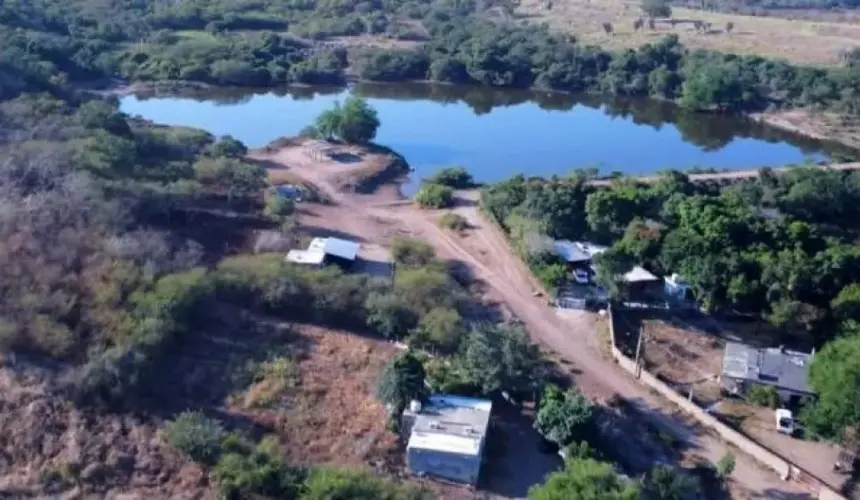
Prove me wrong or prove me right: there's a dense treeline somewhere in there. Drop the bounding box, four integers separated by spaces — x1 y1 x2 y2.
4 0 860 115
482 167 860 346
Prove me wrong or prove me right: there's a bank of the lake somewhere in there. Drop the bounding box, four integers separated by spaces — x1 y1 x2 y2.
120 83 852 192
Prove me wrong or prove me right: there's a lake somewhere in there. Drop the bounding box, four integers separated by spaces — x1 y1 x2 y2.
120 82 849 191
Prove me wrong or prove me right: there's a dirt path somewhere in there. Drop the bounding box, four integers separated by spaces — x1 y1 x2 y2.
250 141 813 498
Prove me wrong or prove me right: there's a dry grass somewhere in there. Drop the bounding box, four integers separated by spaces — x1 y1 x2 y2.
235 324 401 467
516 0 860 65
641 318 725 405
756 109 860 150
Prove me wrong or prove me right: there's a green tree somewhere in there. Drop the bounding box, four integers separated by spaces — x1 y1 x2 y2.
425 166 475 189
528 457 640 500
313 95 380 144
534 385 595 446
415 183 454 208
214 436 305 498
644 465 701 500
413 307 463 353
164 411 225 465
315 103 343 140
364 292 417 339
303 467 427 500
377 351 428 415
194 157 267 203
458 322 542 399
390 236 436 267
832 283 860 322
209 135 248 158
265 194 295 218
803 325 860 439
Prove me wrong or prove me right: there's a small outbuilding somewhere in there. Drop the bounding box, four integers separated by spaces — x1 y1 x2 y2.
285 237 359 268
401 395 492 485
664 273 693 301
721 342 816 405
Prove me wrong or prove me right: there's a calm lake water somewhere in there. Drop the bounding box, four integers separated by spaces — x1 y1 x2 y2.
120 83 849 191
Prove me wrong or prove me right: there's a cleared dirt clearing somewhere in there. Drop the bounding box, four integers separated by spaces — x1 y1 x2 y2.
517 0 860 66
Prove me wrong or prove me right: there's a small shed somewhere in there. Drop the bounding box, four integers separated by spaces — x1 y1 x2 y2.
721 342 815 404
402 395 492 485
286 237 359 268
663 273 693 301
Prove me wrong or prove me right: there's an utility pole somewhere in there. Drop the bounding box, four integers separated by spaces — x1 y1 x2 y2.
634 325 644 379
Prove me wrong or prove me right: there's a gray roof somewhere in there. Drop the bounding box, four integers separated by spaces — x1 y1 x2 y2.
553 240 607 263
405 395 492 455
308 237 359 261
622 266 659 283
722 341 813 395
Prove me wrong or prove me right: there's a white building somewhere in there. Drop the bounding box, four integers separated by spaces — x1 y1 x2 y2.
402 395 492 485
285 237 359 267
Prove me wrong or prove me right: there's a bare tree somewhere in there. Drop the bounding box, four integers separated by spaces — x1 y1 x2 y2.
602 22 613 35
648 18 656 29
633 18 644 31
725 21 734 33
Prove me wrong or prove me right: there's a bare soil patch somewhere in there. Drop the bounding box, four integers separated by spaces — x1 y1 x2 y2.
516 0 860 66
756 109 860 151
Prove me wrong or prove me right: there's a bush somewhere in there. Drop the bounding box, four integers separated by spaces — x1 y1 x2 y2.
746 384 780 408
411 306 464 353
265 193 296 218
438 212 468 231
364 292 417 339
715 452 736 481
534 385 595 446
164 411 225 465
377 351 428 415
425 166 475 189
214 436 305 498
390 236 436 267
414 183 454 209
303 467 427 500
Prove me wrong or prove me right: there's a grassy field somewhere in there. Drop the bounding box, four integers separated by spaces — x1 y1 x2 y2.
516 0 860 66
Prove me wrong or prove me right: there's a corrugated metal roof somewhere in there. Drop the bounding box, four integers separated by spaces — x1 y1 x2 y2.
323 237 359 261
722 341 813 394
622 266 658 283
406 395 492 456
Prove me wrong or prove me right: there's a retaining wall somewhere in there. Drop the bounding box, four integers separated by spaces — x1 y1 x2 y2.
606 305 846 500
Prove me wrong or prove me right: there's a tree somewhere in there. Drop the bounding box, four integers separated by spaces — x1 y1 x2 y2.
425 166 475 189
534 385 595 446
415 183 454 208
364 292 417 339
528 457 640 500
644 465 701 500
803 325 860 439
265 194 295 218
313 95 380 144
209 135 248 158
641 0 671 18
164 411 225 465
194 157 267 203
832 283 860 322
413 307 463 353
303 467 427 500
377 351 428 415
458 322 542 399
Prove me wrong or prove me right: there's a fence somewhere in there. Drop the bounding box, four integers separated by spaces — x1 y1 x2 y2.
606 305 846 500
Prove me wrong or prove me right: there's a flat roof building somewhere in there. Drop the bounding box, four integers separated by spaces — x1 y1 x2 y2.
402 395 492 485
721 341 815 403
286 237 359 267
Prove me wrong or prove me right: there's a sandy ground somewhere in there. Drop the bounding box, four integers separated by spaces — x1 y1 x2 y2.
756 109 860 151
249 139 817 497
516 0 860 66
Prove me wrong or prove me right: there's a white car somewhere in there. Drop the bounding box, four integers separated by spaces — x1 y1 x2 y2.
775 408 794 435
572 269 590 284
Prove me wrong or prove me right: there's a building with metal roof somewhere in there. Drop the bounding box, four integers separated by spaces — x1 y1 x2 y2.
285 237 359 267
721 341 815 404
402 395 492 485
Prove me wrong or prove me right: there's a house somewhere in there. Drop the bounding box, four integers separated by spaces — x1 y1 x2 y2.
720 342 816 405
552 240 608 283
664 273 693 301
285 237 359 268
618 265 662 300
401 395 492 485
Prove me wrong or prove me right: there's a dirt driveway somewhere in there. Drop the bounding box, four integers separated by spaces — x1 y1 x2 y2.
250 140 814 498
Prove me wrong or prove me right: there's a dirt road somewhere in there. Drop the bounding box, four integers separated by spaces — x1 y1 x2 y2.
251 140 813 498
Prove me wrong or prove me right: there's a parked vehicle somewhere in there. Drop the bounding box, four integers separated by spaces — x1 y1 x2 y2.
775 408 794 435
572 268 590 284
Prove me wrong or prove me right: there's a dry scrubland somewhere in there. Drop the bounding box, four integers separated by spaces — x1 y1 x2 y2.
517 0 860 66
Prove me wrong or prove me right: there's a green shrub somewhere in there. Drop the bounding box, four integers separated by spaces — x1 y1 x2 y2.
715 452 736 481
534 385 595 446
303 467 427 500
214 436 305 498
411 306 464 353
377 351 428 415
425 166 475 189
390 236 436 267
364 292 417 339
414 183 454 209
746 384 780 408
438 212 468 231
265 194 296 218
164 411 225 465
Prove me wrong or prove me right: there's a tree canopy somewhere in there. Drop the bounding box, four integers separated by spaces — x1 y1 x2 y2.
314 95 380 144
527 457 640 500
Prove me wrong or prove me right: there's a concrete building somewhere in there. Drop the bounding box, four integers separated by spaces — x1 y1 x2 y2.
721 341 816 405
285 237 359 268
401 395 492 485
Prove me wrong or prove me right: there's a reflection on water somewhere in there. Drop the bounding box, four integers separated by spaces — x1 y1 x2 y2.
122 82 854 192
